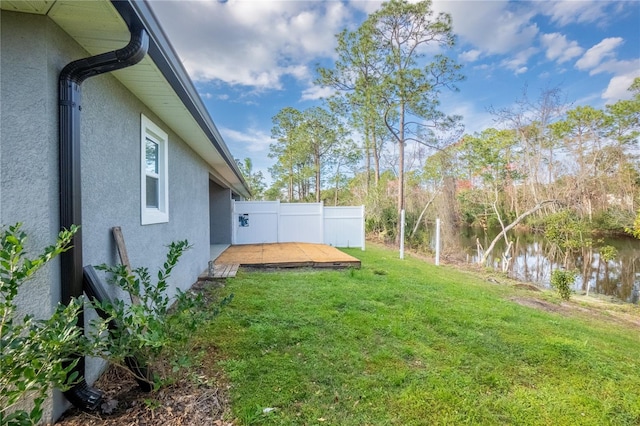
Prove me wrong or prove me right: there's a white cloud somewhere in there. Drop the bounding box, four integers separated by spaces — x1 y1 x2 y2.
459 49 481 63
149 0 353 90
602 72 640 103
435 1 539 55
349 0 383 15
588 58 639 77
540 1 609 27
572 37 639 105
514 67 528 76
301 85 336 101
540 32 583 64
220 126 272 153
500 47 538 75
575 37 624 71
443 97 495 135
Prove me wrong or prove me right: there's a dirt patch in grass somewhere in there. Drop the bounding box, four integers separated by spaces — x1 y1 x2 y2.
511 296 640 330
390 241 640 331
513 283 542 292
511 297 567 313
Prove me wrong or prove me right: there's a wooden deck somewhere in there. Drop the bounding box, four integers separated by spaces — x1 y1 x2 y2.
198 262 239 281
215 242 361 269
212 263 240 278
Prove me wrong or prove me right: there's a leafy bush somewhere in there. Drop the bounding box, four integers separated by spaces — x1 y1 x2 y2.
1 226 233 423
593 208 634 233
0 224 85 425
365 205 397 242
543 210 591 266
625 209 640 239
599 245 618 263
88 240 232 389
456 189 486 226
550 269 577 301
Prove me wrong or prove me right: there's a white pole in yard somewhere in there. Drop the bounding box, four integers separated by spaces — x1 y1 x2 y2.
435 218 441 266
400 209 405 259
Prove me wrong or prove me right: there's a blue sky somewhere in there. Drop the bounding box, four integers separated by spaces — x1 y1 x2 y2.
149 0 640 182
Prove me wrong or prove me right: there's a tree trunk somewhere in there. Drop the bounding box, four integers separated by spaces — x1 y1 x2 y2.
364 124 371 191
288 170 293 201
371 121 380 187
334 160 342 206
315 145 321 203
410 187 440 238
396 104 405 245
492 190 509 246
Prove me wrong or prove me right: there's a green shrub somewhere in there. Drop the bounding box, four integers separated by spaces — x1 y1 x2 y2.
88 240 232 389
365 205 398 242
543 210 592 269
599 245 618 263
625 209 640 239
593 208 634 233
0 223 85 426
544 210 591 252
456 189 485 226
550 269 577 301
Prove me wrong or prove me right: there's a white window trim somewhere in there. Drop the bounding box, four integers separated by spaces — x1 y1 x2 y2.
141 114 169 225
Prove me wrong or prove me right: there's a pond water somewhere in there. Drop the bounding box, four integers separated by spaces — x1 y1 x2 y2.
439 226 640 304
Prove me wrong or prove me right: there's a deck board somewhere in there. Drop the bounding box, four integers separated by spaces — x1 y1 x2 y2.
215 242 360 269
198 263 240 281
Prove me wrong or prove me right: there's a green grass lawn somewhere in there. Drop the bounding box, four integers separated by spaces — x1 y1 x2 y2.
197 244 640 425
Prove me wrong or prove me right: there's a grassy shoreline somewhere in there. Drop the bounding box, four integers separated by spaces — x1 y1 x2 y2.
198 243 640 425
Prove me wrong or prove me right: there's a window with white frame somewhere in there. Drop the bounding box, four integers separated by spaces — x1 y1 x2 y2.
141 114 169 225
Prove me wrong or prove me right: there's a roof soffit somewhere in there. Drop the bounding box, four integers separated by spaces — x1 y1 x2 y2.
0 0 55 14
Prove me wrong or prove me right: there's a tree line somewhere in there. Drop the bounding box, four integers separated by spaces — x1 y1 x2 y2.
236 0 640 253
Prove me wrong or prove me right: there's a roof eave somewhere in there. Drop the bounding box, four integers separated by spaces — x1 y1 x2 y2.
110 0 250 198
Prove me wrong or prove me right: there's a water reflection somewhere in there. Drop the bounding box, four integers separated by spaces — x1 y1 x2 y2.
440 227 640 304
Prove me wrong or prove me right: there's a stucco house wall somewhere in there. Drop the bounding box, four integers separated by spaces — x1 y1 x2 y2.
1 10 213 420
80 56 211 297
1 12 66 322
79 42 211 382
209 181 233 245
2 12 79 420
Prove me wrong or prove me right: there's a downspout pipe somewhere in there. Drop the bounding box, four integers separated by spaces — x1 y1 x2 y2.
59 27 149 410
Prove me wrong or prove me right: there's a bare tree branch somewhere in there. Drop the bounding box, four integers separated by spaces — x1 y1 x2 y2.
479 200 558 265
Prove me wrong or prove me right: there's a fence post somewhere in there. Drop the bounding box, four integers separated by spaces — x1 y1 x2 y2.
276 199 281 243
320 201 325 245
361 205 366 251
435 218 440 266
400 209 405 259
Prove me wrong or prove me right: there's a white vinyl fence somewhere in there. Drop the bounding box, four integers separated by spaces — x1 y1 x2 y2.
324 206 366 249
232 201 365 250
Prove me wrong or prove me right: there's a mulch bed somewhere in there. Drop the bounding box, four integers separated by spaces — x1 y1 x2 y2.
56 364 233 425
56 279 234 425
